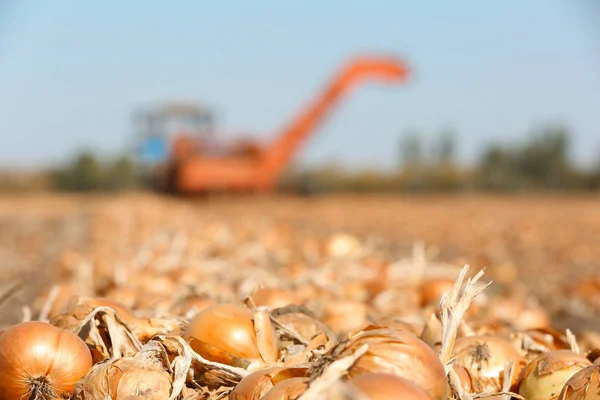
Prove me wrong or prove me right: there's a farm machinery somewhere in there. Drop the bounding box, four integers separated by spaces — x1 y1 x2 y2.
134 55 410 194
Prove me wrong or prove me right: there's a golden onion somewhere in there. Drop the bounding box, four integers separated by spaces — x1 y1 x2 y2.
349 373 433 400
453 335 523 393
251 288 299 309
559 364 600 399
0 321 93 400
518 350 591 400
230 367 307 400
260 377 309 400
421 278 456 307
340 326 447 400
183 303 277 367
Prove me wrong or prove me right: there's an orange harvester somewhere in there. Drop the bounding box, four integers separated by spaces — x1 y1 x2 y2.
145 55 410 194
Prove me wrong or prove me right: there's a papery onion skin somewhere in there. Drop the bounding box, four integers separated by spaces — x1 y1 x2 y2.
453 335 523 392
0 321 93 400
349 373 433 400
558 364 600 399
453 364 473 393
183 303 261 363
261 377 309 400
343 327 447 400
73 354 172 400
231 367 281 400
518 350 591 400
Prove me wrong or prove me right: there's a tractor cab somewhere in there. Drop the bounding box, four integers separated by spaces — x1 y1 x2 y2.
133 101 216 188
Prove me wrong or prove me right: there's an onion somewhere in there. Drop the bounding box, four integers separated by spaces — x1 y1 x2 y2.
230 367 307 400
518 350 591 400
375 317 424 336
73 345 172 399
323 299 367 334
421 278 456 307
251 288 299 309
183 303 277 367
326 233 362 258
66 296 137 325
559 364 600 399
349 373 433 400
453 363 473 393
453 335 523 393
0 321 92 400
182 295 217 313
339 326 447 400
261 377 309 400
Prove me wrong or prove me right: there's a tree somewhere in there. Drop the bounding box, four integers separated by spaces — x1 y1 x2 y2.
104 156 138 191
399 130 423 168
434 128 457 165
54 151 104 191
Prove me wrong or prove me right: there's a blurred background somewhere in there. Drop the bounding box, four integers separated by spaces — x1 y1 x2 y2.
0 1 598 193
1 1 600 329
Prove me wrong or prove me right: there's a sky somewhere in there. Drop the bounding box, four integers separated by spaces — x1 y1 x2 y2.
0 1 598 170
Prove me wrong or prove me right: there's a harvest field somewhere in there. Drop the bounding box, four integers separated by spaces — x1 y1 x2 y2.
1 192 600 399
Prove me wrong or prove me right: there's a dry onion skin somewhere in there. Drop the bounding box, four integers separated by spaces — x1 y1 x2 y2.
73 352 172 400
349 372 434 400
0 321 93 400
558 364 600 399
338 326 447 400
260 377 309 400
453 335 523 393
518 350 591 400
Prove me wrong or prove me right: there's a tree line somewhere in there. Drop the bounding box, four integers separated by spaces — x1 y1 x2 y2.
290 124 600 193
4 123 599 193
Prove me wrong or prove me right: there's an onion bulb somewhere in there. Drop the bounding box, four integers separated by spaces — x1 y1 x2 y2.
251 288 299 309
183 303 278 367
349 373 433 400
421 278 456 307
518 350 591 400
0 321 92 400
261 377 309 400
230 367 307 400
559 364 600 399
453 335 523 393
339 326 447 400
73 347 172 399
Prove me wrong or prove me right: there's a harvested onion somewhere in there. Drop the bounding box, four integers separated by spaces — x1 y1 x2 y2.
559 364 600 399
72 351 172 399
230 366 307 400
518 350 591 400
421 278 456 307
251 288 299 309
183 303 278 367
453 335 523 393
261 377 309 400
339 326 447 400
349 373 433 400
0 321 93 400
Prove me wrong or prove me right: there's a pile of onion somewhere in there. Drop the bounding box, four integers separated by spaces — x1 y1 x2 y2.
0 321 93 400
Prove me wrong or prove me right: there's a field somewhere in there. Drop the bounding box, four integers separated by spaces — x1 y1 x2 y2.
2 192 600 398
2 193 599 325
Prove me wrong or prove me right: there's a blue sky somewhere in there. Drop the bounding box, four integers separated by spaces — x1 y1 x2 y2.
0 1 598 170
